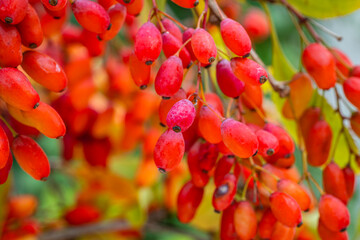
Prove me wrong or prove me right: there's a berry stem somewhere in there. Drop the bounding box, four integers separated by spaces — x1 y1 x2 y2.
309 19 343 42
308 173 325 195
0 115 16 137
226 98 233 118
174 38 191 57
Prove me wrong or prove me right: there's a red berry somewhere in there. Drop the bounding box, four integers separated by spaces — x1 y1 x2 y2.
83 137 111 167
343 166 355 199
198 105 223 144
323 162 348 204
155 56 183 98
231 57 268 85
183 28 196 60
302 43 336 89
0 125 10 169
216 59 245 98
65 205 100 225
0 0 28 25
277 179 311 211
158 88 186 126
134 22 162 64
319 194 350 232
214 155 235 187
162 31 191 68
0 21 22 67
343 77 360 110
212 173 237 212
220 18 252 57
243 8 270 42
161 18 182 42
220 203 238 240
98 3 126 40
166 99 196 133
128 51 150 89
318 219 349 240
187 141 210 187
258 208 277 239
0 154 13 184
170 0 199 8
256 129 279 157
177 181 203 223
350 112 360 137
41 0 68 11
234 201 257 239
191 28 217 64
331 48 352 78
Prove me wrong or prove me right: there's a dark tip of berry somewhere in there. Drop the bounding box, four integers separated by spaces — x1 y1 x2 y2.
29 43 37 49
162 96 171 100
234 96 239 100
4 17 13 24
123 0 131 3
172 126 181 133
158 168 166 174
284 153 291 158
54 16 61 19
227 155 235 158
205 63 212 69
243 53 250 58
41 177 48 181
145 60 153 65
56 136 63 140
139 85 147 90
297 222 303 228
60 88 66 93
304 208 310 212
215 183 229 197
194 0 199 7
259 76 267 84
201 169 208 174
340 228 347 232
266 148 275 156
107 23 112 31
33 102 40 109
49 0 58 6
252 149 258 157
160 122 166 127
208 57 216 63
135 13 141 17
186 62 192 69
97 35 103 41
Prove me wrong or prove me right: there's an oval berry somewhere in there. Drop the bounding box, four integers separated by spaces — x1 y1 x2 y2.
256 129 279 157
0 0 27 25
231 57 268 85
0 21 22 67
191 28 217 64
216 59 245 98
323 162 348 204
212 173 237 212
155 56 183 98
319 194 350 232
166 99 195 133
198 105 223 144
98 3 126 40
277 179 311 211
170 0 199 8
343 77 360 110
177 181 203 223
162 31 191 68
234 201 257 240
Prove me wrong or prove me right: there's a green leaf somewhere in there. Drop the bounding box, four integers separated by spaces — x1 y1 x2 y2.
287 0 360 19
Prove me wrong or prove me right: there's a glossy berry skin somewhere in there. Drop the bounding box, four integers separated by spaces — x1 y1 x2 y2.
159 88 186 126
198 105 222 144
183 28 196 60
41 0 68 11
0 125 10 169
271 222 296 240
155 56 183 98
198 142 219 173
65 205 100 225
221 118 258 158
187 141 209 187
191 28 217 64
177 181 203 223
319 194 350 232
16 4 43 49
323 162 348 205
166 99 195 133
11 135 50 181
220 18 252 57
0 68 39 111
83 137 111 167
277 179 311 211
256 129 279 157
241 82 263 110
331 48 352 78
154 129 184 172
302 43 336 89
117 0 135 5
220 203 238 240
98 3 126 40
243 8 270 41
234 201 257 240
21 102 66 139
161 18 182 42
170 0 199 8
343 166 355 199
214 155 235 186
129 51 150 89
343 77 360 110
162 31 191 68
350 112 360 137
71 0 110 34
0 155 12 184
22 51 68 92
212 173 237 212
216 59 245 98
305 119 332 167
0 0 27 25
231 57 268 85
318 220 349 240
0 22 22 67
134 22 162 65
125 0 143 16
269 192 302 228
258 208 277 239
299 107 321 140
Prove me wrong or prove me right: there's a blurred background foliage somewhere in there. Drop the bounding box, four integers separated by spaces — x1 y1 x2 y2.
2 0 360 239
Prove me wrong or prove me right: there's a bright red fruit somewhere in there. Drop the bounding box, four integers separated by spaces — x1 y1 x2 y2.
231 57 268 85
154 129 184 172
220 203 238 240
83 137 111 167
271 222 296 240
65 205 100 225
166 99 195 133
323 162 348 205
41 0 68 11
198 105 223 144
98 3 126 40
183 28 196 60
134 22 162 65
256 129 279 157
162 31 191 68
0 155 12 184
343 77 360 110
161 18 182 42
214 155 235 186
158 88 186 126
216 59 245 98
71 0 111 33
129 51 150 89
170 0 199 8
155 56 183 98
319 194 350 232
11 135 50 181
277 179 311 211
21 51 68 92
299 107 321 140
187 141 210 187
177 181 203 223
234 201 257 239
269 192 302 228
191 28 217 64
243 8 270 41
331 48 352 78
124 0 143 16
221 118 258 158
16 4 43 49
0 125 10 169
212 173 237 212
302 43 336 89
220 18 252 57
343 166 355 199
305 119 332 167
0 68 39 111
318 220 349 240
258 208 277 239
0 21 22 67
350 112 360 137
0 0 28 24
